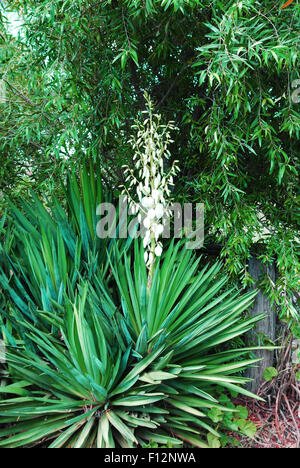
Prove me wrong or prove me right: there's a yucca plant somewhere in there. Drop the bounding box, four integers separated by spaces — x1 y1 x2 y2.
0 238 271 448
0 153 270 448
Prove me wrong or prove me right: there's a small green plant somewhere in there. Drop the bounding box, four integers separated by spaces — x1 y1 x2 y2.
263 367 278 382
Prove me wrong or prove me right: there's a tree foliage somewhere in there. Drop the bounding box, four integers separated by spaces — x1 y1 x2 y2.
0 0 299 316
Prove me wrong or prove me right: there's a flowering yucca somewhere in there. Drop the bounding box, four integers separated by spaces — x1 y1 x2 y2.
121 93 179 281
0 162 267 448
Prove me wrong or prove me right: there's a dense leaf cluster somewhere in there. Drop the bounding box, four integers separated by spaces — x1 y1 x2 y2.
0 1 299 314
0 167 262 448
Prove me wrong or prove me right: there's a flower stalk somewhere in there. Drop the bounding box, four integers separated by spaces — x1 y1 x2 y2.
121 92 180 289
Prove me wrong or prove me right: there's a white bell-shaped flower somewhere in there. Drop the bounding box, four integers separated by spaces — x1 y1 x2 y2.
148 252 154 265
154 176 160 189
141 196 154 209
152 223 164 237
143 233 151 248
154 203 164 219
152 189 162 202
155 244 163 257
130 203 137 215
143 217 151 229
147 208 156 220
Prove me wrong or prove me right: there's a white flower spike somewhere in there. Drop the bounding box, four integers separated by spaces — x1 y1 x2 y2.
120 92 180 287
